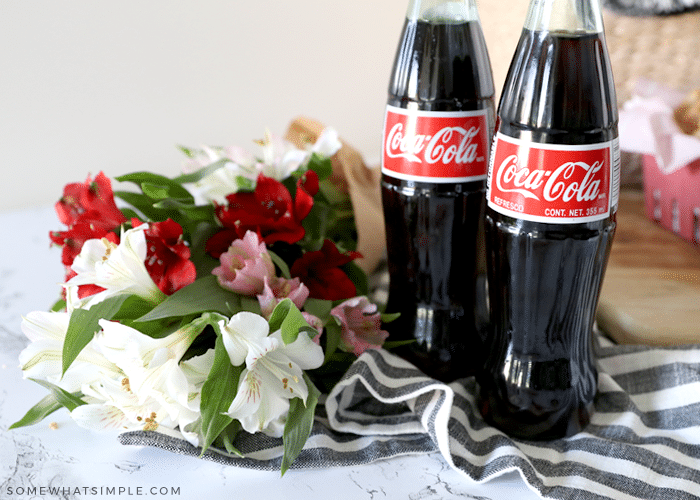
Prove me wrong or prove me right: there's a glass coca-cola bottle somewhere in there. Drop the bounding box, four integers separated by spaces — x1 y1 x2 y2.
381 0 495 381
477 0 620 439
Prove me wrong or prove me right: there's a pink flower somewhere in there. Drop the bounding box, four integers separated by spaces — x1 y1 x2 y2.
257 276 310 319
331 296 389 356
212 231 275 295
302 312 324 345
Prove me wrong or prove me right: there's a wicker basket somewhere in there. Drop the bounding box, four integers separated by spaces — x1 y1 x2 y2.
604 9 700 105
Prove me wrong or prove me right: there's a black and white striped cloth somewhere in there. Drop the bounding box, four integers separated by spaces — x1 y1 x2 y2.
603 0 700 15
121 333 700 499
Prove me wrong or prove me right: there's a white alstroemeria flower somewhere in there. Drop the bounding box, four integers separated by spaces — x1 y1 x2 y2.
182 145 259 204
74 320 213 446
219 312 324 436
18 310 120 392
72 349 214 447
175 349 216 445
95 319 202 406
257 130 308 180
218 311 270 367
71 376 167 433
310 127 342 158
143 349 214 436
64 225 166 312
256 127 341 181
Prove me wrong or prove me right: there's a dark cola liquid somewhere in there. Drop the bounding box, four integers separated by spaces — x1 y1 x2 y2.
382 19 494 381
477 30 618 439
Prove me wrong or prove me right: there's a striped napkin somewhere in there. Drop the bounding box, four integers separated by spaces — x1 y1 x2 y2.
120 333 700 499
603 0 700 15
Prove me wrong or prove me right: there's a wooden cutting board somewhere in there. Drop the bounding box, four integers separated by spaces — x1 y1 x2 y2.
597 190 700 345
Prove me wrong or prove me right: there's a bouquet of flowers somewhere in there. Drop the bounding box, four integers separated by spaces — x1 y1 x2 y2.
12 127 395 473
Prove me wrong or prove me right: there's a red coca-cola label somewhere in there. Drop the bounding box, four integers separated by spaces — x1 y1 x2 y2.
382 106 490 182
487 133 617 223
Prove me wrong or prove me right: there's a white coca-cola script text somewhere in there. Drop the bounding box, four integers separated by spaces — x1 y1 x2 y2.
385 123 481 165
494 154 603 203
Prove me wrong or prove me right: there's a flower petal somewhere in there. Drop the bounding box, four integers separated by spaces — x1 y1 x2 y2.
20 311 70 343
71 403 129 431
219 311 270 367
226 368 291 435
270 330 324 371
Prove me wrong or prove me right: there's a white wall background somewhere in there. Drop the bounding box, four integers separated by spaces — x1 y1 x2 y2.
0 1 527 213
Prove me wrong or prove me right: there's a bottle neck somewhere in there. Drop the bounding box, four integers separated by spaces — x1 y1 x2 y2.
405 0 480 23
523 0 604 34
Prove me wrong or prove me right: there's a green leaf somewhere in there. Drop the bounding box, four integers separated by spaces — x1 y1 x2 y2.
141 182 172 200
189 222 222 278
215 420 243 457
116 172 194 204
267 298 292 332
239 295 262 314
213 420 243 456
268 250 291 279
267 299 312 345
177 145 195 158
115 295 158 320
152 199 213 222
382 339 416 349
9 393 63 429
235 175 255 191
113 191 165 221
281 374 320 476
199 335 242 455
108 295 174 338
318 178 350 206
381 312 401 323
302 298 332 323
50 298 66 312
301 204 331 244
306 153 333 181
174 159 229 184
343 260 368 297
29 379 86 412
63 295 129 375
135 275 241 322
324 214 358 252
322 319 343 363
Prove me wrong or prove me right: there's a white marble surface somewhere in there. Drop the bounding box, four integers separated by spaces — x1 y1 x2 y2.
0 206 540 500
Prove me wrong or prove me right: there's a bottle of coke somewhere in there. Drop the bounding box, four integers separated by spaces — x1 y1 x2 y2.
381 0 495 382
477 0 620 439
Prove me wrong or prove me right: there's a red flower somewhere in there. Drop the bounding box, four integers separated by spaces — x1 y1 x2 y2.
51 172 126 276
55 172 126 230
206 172 318 258
290 240 361 301
133 219 196 295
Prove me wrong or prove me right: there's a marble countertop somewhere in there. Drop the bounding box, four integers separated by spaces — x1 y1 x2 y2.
0 206 540 500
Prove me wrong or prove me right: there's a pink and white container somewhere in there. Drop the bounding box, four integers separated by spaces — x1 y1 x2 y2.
619 79 700 245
